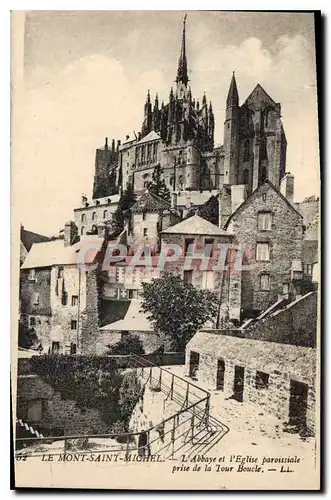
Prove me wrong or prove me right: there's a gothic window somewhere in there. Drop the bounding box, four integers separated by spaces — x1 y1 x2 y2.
141 145 146 163
147 143 152 161
260 167 267 182
81 226 85 235
265 109 270 128
243 169 249 185
81 213 86 223
244 140 250 161
153 143 158 162
178 175 184 190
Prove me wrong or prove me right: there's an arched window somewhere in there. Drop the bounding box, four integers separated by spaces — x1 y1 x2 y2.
103 210 107 219
260 167 267 183
170 176 174 189
243 169 249 185
178 175 184 190
92 212 96 221
244 140 250 161
81 213 86 223
81 226 85 235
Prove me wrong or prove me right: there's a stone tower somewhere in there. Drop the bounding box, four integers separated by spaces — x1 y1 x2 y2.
223 72 240 186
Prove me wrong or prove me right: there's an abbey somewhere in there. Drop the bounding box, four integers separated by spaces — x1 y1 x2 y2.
92 16 287 202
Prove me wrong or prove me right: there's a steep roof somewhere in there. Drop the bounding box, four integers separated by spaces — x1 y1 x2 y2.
243 83 276 108
100 300 154 332
226 72 239 108
224 180 303 229
161 213 231 236
136 130 161 145
21 227 51 252
21 237 104 269
131 190 170 213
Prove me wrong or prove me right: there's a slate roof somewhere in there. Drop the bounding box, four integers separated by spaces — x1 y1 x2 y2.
21 237 104 269
161 213 231 236
131 191 170 213
21 227 51 252
100 300 154 332
187 330 316 384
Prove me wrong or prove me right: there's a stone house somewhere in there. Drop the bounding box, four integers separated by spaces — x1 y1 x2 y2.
20 222 107 354
74 193 120 237
224 179 304 318
160 213 242 321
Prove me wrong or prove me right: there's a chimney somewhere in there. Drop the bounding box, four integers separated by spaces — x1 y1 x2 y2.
81 194 87 206
117 140 121 152
171 192 177 209
280 173 294 205
64 221 78 247
111 139 115 152
231 185 247 214
104 137 108 150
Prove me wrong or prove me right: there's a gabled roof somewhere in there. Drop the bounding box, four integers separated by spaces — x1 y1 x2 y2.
243 83 276 108
100 300 154 332
21 237 104 269
161 213 232 236
136 130 161 145
21 227 51 252
224 180 303 229
131 190 170 213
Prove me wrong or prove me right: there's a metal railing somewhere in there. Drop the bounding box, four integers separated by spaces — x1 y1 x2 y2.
15 354 212 460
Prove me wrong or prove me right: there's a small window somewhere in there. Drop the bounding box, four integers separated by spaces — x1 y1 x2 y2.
256 371 269 390
183 270 193 285
128 289 134 299
71 295 78 306
70 343 77 355
262 193 267 202
258 212 272 231
58 267 64 279
30 317 36 326
81 226 85 235
32 293 40 306
81 213 86 223
201 271 214 289
103 210 107 219
143 228 148 236
305 264 313 275
184 238 194 256
142 212 147 221
256 243 270 262
52 341 60 354
28 269 35 281
204 239 214 256
283 283 289 295
260 273 270 291
71 320 77 330
92 212 96 221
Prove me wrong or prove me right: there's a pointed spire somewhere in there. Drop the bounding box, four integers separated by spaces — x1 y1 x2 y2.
196 99 200 111
202 92 207 106
209 101 213 112
104 137 108 150
176 14 188 86
226 71 239 108
169 87 174 101
147 89 151 104
154 92 159 110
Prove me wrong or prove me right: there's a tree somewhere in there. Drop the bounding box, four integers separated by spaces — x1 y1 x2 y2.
140 274 218 352
107 332 145 356
146 165 171 202
110 206 124 237
119 180 136 212
187 195 219 226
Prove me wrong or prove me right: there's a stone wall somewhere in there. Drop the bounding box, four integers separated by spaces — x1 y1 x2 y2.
186 334 316 435
20 268 52 317
17 375 110 435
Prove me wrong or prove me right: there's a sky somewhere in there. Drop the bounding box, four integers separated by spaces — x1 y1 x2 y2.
12 11 319 236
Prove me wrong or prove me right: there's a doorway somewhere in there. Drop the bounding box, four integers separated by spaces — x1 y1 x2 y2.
189 351 200 380
289 380 308 429
216 359 225 391
233 366 245 402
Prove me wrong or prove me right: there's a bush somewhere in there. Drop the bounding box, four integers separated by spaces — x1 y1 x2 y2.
107 333 145 356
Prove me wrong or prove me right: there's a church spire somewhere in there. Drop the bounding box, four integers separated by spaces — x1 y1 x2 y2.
176 14 188 87
226 71 239 108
